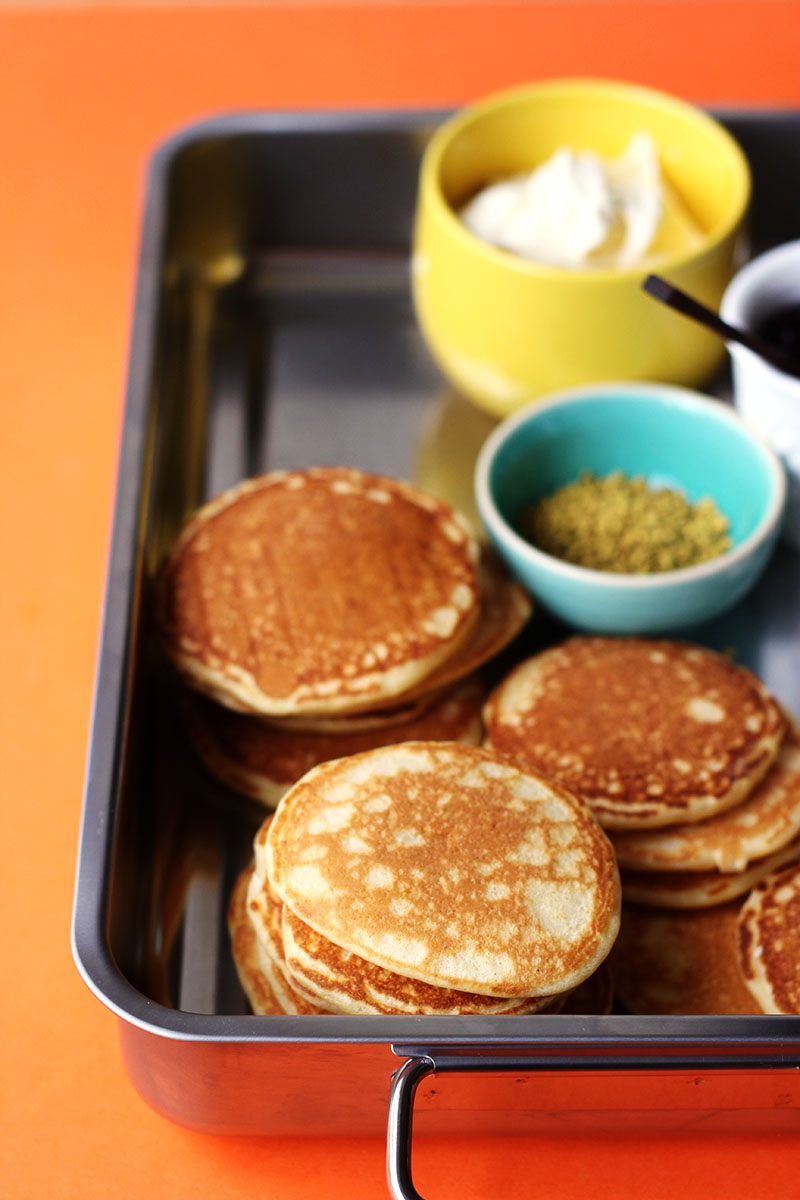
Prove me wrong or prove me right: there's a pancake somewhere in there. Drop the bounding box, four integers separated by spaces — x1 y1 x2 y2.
620 832 800 909
266 740 620 998
244 865 329 1015
738 861 800 1014
483 637 785 831
227 867 287 1016
280 903 559 1016
182 675 485 808
611 716 800 873
611 901 762 1015
156 467 481 717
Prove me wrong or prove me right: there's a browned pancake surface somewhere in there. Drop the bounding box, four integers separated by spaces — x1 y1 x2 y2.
157 467 481 715
367 548 532 709
267 741 620 998
611 901 762 1015
738 862 800 1014
612 716 800 872
483 638 785 830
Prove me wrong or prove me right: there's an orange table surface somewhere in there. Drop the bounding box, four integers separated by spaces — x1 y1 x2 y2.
2 4 800 1198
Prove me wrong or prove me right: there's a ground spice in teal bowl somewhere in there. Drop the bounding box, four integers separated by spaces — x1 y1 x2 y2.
518 471 732 573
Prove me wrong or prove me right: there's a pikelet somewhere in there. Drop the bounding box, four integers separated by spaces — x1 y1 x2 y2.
182 675 485 808
156 467 482 718
279 902 561 1016
611 716 800 874
483 637 785 831
611 901 762 1015
738 861 800 1014
266 741 620 999
619 832 800 909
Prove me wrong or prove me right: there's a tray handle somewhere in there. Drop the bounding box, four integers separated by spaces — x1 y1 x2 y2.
386 1054 435 1200
385 1046 798 1200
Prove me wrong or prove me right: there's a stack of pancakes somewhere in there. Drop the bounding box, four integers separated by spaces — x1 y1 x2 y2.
482 636 800 1013
229 741 621 1016
156 466 531 805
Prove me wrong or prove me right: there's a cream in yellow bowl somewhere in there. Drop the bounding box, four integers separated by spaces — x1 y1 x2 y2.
412 78 751 418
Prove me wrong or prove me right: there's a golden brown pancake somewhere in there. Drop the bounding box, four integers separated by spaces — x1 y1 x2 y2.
483 638 785 831
266 741 620 998
227 867 287 1015
280 903 559 1016
182 675 485 808
156 467 481 717
620 833 800 908
611 716 800 873
738 861 800 1014
611 901 762 1015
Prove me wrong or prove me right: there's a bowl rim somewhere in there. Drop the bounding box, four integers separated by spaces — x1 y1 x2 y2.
420 76 752 284
474 381 788 592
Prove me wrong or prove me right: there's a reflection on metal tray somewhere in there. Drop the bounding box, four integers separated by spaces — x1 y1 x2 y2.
72 109 800 1144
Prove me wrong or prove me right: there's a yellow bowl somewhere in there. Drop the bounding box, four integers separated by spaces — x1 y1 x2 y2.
412 78 751 418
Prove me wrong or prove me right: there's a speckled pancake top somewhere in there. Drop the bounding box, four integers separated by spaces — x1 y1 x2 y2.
157 467 481 716
738 861 800 1014
483 638 785 831
266 740 620 997
612 716 800 872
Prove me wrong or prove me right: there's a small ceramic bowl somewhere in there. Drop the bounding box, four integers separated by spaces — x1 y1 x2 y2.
474 383 786 633
413 78 751 418
720 238 800 549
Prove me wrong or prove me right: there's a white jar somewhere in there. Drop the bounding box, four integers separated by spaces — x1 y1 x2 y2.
721 239 800 549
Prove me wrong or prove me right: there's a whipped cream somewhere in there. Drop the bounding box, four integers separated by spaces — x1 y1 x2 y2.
459 133 671 270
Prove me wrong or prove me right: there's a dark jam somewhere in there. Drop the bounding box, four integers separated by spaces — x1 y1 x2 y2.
755 302 800 361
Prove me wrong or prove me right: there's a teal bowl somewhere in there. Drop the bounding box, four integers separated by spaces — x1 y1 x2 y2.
474 383 787 634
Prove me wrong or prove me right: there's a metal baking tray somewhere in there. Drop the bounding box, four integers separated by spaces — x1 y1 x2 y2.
72 109 800 1172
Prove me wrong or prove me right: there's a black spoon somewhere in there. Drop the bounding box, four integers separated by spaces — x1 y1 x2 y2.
642 273 800 381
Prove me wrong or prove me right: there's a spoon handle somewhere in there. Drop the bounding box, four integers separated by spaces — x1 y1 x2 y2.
643 274 800 379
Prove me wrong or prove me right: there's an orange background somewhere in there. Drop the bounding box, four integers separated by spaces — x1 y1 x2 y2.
3 4 800 1198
